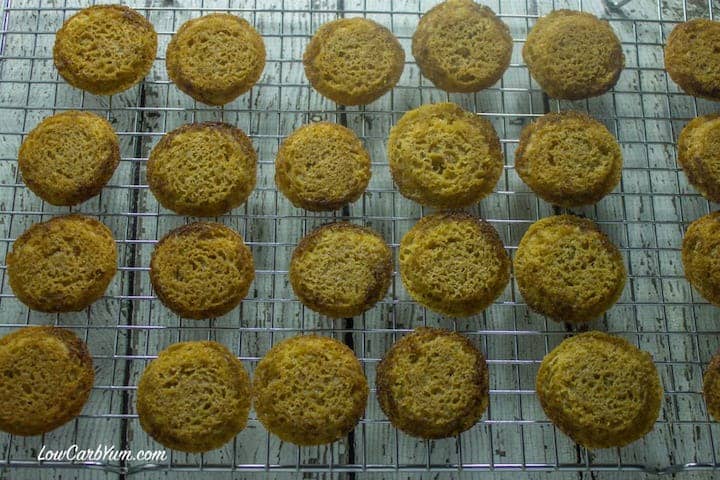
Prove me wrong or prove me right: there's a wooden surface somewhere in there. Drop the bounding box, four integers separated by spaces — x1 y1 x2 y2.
0 0 718 479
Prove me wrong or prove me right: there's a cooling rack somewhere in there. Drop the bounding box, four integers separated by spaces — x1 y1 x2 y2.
0 0 718 478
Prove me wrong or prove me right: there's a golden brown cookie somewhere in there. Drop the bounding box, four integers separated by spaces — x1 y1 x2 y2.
166 14 266 106
388 102 503 209
514 215 626 323
253 335 368 445
0 326 94 436
665 19 720 100
412 0 512 92
677 114 720 202
137 341 251 452
303 17 405 105
515 111 623 207
682 212 720 306
703 350 720 421
399 212 510 317
523 10 624 100
150 222 254 319
290 222 392 318
18 111 119 206
275 122 371 211
6 215 117 312
147 122 257 217
376 327 489 439
537 331 662 449
54 4 157 95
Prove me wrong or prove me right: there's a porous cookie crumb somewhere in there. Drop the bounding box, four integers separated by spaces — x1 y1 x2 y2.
275 122 371 211
54 4 157 95
253 335 368 445
412 0 512 92
290 222 392 318
166 14 266 105
523 10 624 99
150 222 254 319
147 122 257 217
376 327 489 439
388 102 503 209
137 341 251 452
537 331 662 449
304 18 405 105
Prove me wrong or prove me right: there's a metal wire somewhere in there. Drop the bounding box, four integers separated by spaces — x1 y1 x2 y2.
0 0 718 477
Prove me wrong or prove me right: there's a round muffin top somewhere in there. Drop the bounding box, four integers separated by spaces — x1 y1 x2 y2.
665 19 720 100
166 14 266 106
388 102 503 209
0 326 94 436
137 341 251 452
275 122 371 211
53 4 157 95
514 215 626 323
523 10 624 100
678 114 720 202
253 335 368 445
682 212 720 307
147 122 257 217
376 327 489 439
19 111 119 206
150 222 255 320
515 111 623 207
6 214 117 313
399 212 510 317
412 0 512 92
303 17 405 105
290 222 392 318
704 350 720 421
537 331 662 449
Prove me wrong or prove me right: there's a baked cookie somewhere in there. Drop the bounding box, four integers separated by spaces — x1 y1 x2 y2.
665 19 720 100
399 212 510 317
54 4 157 95
290 222 392 318
19 111 120 206
275 122 371 211
303 18 405 105
166 14 266 105
253 335 368 445
376 327 489 439
412 0 512 92
682 212 720 306
678 114 720 202
137 341 251 452
388 102 503 209
523 10 624 100
704 350 720 421
514 215 626 323
150 222 254 319
0 326 94 436
147 122 257 217
537 331 662 449
515 111 623 207
6 215 117 312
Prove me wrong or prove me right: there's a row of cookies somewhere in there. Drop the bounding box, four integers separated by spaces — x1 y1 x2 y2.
3 207 695 336
52 3 720 104
3 211 620 324
8 324 710 453
19 102 622 215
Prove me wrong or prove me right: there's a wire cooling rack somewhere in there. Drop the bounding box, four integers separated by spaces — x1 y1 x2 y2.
0 0 719 478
